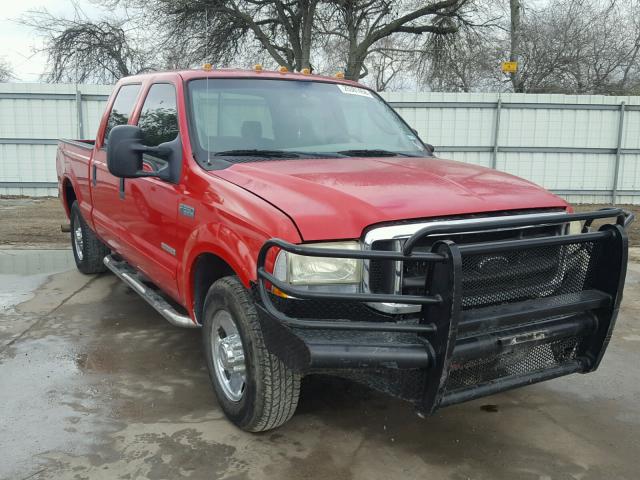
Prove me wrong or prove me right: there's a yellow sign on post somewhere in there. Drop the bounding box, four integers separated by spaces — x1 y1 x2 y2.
501 61 518 74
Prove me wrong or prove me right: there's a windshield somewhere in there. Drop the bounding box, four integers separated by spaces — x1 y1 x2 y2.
187 78 428 162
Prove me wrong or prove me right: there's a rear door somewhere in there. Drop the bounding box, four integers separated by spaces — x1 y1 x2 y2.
118 82 181 300
91 83 142 249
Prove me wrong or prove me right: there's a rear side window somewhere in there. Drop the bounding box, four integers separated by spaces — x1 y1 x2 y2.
104 84 141 144
137 83 179 146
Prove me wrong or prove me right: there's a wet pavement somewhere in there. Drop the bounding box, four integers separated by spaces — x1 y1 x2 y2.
0 249 639 480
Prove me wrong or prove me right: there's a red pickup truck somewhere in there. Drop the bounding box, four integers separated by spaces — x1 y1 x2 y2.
57 68 631 432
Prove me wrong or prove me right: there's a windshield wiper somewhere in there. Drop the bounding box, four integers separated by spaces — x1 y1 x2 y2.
214 149 301 158
336 149 418 157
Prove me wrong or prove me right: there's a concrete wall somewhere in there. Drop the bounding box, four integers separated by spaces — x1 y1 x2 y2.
1 83 639 204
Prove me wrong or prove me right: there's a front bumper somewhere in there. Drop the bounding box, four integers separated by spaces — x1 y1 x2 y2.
255 209 631 413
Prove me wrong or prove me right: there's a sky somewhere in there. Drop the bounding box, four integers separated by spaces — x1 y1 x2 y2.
0 0 107 82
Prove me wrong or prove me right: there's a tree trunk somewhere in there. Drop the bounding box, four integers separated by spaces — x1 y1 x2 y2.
344 22 363 80
345 53 365 80
510 0 523 92
299 0 316 70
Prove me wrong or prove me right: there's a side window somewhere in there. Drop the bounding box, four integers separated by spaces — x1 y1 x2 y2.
137 83 179 146
104 84 141 144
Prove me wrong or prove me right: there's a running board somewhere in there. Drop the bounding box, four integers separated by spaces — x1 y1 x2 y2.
103 255 199 329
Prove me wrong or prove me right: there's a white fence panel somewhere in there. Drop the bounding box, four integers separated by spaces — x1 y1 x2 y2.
383 91 640 204
1 83 639 204
0 83 111 196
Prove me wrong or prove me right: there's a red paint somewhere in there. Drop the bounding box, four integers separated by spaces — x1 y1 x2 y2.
57 69 568 324
216 156 567 241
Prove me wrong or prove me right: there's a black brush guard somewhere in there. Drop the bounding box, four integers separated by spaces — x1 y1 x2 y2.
255 209 631 413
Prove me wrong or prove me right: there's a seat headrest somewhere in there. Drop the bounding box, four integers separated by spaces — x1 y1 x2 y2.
241 121 262 139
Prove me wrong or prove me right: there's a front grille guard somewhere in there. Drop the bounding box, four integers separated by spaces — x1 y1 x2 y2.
256 208 631 412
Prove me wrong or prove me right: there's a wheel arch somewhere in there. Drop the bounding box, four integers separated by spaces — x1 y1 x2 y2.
189 250 239 325
61 176 77 217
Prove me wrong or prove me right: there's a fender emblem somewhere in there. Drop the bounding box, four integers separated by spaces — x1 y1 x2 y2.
179 204 195 218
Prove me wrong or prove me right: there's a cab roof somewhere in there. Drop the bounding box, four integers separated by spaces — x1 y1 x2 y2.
119 68 366 89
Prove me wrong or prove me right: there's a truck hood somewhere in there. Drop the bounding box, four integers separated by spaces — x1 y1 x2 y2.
213 156 567 240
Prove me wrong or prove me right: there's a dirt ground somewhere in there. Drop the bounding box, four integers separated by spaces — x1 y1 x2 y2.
0 197 69 248
0 197 638 248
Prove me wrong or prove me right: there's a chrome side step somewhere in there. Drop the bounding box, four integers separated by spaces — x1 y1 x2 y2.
103 255 199 329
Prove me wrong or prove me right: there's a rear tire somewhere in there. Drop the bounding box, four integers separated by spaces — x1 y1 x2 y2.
203 276 301 432
70 201 109 274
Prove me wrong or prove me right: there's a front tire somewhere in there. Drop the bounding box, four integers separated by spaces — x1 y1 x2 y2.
203 276 301 431
70 201 109 274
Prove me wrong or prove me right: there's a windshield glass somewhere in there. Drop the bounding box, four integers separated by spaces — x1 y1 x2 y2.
187 78 428 160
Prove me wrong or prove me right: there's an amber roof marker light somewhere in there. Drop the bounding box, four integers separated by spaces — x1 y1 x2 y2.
301 68 311 75
254 64 263 72
278 66 289 73
335 72 345 79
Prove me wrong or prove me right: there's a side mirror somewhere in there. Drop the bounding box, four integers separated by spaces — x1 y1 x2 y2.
409 127 435 155
107 125 172 180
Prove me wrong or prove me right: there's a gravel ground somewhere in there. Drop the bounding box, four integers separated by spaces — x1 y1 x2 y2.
0 197 638 248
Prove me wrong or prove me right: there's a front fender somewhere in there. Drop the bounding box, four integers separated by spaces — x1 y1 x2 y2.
179 220 301 317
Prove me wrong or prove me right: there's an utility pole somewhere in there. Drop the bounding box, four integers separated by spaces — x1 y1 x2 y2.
509 0 523 92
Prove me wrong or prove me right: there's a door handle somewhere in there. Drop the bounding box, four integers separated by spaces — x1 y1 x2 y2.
92 164 97 186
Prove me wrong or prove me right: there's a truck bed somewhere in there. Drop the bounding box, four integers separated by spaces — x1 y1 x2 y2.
59 139 95 149
56 139 96 221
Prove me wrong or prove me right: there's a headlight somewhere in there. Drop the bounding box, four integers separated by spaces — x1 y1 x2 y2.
568 220 583 235
274 241 362 286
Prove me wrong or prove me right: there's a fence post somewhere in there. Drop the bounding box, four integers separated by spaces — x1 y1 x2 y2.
612 101 626 204
491 98 502 169
75 88 84 139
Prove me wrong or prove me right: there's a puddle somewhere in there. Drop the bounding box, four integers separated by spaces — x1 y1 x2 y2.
0 250 76 311
0 336 116 480
0 249 75 276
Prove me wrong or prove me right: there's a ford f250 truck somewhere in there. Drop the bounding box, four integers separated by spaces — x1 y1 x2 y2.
57 68 632 432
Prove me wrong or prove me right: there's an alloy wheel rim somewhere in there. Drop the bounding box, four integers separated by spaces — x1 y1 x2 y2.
73 219 84 261
211 309 247 402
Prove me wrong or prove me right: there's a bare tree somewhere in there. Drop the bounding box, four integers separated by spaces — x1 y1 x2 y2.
0 58 15 82
111 0 476 80
24 0 640 95
112 0 320 72
406 0 640 95
365 37 420 90
320 0 475 80
419 26 501 92
509 0 640 94
20 8 156 83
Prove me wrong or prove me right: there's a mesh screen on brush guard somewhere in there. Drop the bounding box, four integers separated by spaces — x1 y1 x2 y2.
445 335 581 392
460 241 597 310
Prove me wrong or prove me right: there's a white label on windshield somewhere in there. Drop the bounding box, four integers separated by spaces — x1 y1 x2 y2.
337 84 373 98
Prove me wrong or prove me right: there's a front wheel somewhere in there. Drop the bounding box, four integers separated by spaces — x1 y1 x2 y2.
203 276 301 431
